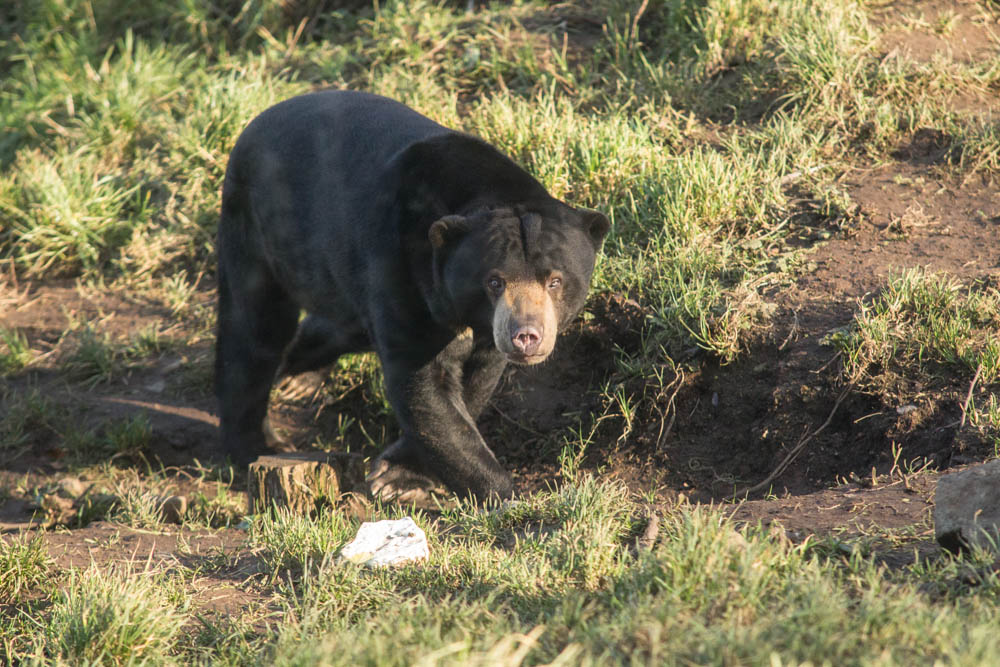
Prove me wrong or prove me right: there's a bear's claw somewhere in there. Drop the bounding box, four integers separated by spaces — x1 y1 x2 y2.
367 459 452 508
275 371 327 403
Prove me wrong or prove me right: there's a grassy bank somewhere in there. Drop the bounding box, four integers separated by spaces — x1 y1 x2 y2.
3 478 999 664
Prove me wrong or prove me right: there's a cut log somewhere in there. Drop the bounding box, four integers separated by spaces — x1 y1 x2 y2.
247 451 366 514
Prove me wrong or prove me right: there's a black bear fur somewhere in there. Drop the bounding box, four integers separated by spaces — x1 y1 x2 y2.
215 90 609 501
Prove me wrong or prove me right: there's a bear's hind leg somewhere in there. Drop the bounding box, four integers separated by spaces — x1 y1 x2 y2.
277 313 370 378
215 257 299 467
272 313 371 402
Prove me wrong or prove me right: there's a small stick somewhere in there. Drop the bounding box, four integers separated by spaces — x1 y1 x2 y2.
655 367 684 450
958 363 983 431
778 310 799 351
630 0 650 47
491 404 545 438
812 350 843 374
779 164 826 186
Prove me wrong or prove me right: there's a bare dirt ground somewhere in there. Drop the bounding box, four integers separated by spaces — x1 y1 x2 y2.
2 0 999 613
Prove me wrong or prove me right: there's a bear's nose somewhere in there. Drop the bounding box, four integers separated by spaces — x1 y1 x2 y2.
511 325 542 355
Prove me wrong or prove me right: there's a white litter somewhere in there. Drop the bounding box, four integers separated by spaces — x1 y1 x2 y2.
339 517 429 567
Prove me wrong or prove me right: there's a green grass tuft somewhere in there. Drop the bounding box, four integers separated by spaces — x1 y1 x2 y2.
247 506 357 577
260 481 1000 665
832 269 1000 450
834 269 1000 390
0 327 33 375
0 533 51 606
34 565 188 665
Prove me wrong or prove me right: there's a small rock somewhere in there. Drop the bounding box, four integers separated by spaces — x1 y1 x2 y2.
339 517 429 568
57 477 87 499
145 378 166 393
39 493 76 526
934 459 1000 554
41 493 75 514
158 495 187 524
635 512 659 551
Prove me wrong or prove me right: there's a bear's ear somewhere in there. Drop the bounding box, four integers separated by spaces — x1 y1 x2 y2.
578 208 610 248
428 215 470 249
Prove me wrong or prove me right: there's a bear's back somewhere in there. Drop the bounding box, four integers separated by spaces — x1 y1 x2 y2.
231 90 451 175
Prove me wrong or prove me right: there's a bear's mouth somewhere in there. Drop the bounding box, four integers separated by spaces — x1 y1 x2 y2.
505 351 549 365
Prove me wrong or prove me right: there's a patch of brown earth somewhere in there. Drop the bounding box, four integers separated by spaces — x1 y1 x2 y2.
30 522 269 617
481 156 999 552
816 163 1000 295
873 0 998 65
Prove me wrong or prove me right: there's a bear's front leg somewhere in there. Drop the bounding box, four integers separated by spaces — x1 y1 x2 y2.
460 338 508 421
372 349 514 502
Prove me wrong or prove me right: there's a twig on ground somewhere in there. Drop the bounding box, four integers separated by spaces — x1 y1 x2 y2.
655 367 685 450
629 0 650 47
778 310 799 351
779 164 826 186
738 385 852 497
958 363 983 431
491 404 545 438
812 350 842 374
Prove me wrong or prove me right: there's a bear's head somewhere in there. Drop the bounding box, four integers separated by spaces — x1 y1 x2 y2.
429 205 609 364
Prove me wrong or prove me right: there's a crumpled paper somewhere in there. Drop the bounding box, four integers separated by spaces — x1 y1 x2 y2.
339 517 429 567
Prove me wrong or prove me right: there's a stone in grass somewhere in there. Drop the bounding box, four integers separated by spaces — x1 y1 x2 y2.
248 451 366 515
57 477 88 499
339 517 429 568
934 459 1000 554
157 495 187 524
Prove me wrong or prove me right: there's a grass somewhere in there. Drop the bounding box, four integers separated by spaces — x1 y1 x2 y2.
0 533 51 606
1 391 159 464
183 486 245 529
835 270 1000 390
3 0 1000 663
107 472 170 529
30 565 188 665
2 0 996 359
1 477 999 664
832 269 1000 449
265 480 999 665
247 506 357 577
60 324 120 384
223 481 1000 664
0 327 33 375
0 388 62 459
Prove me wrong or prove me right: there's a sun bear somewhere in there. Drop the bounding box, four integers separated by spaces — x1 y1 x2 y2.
215 90 609 501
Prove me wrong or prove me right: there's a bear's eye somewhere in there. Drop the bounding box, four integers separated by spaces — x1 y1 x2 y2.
487 276 505 293
547 276 562 290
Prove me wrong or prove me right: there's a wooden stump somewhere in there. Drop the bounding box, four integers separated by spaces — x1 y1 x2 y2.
247 451 366 514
